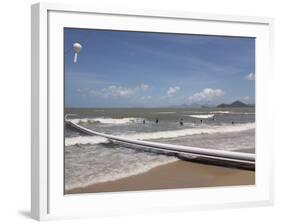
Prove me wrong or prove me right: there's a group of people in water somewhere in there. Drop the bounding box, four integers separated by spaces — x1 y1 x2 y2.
142 118 198 126
142 115 235 126
143 118 160 125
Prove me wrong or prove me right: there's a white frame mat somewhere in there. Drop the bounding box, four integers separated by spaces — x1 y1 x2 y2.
31 2 274 221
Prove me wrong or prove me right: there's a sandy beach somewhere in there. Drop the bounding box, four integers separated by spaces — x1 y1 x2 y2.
66 160 255 194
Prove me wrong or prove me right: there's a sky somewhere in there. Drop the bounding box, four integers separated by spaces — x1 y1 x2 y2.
64 28 255 108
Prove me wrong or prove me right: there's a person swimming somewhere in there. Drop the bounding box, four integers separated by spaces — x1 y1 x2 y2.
179 118 184 126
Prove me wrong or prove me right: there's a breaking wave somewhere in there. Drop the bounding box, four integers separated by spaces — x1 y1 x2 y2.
188 114 215 119
71 117 142 125
65 122 255 146
209 111 230 114
65 136 109 146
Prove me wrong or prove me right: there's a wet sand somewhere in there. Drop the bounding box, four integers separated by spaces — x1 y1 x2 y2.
66 160 255 194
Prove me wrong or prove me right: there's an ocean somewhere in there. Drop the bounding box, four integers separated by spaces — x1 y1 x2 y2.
64 107 255 191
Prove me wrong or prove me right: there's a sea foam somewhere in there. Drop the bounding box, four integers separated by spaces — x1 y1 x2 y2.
209 111 230 114
65 136 109 146
188 114 215 119
71 117 142 125
65 122 255 146
65 145 178 190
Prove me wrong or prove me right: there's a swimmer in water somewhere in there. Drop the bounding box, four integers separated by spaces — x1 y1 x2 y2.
179 118 184 126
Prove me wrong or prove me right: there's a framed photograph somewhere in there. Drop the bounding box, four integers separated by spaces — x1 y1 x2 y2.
31 2 274 221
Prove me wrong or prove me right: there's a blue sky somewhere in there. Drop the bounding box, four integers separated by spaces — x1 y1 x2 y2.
64 28 255 108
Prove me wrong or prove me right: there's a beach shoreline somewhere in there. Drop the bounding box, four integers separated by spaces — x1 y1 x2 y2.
65 160 255 194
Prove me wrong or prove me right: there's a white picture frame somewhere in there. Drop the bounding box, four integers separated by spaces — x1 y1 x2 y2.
31 2 274 221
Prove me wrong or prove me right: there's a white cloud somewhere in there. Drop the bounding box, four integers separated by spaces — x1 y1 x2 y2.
240 96 252 103
77 88 90 93
245 72 255 81
167 86 180 97
189 88 224 103
106 85 136 97
76 88 90 97
139 83 149 91
89 83 149 98
140 96 152 100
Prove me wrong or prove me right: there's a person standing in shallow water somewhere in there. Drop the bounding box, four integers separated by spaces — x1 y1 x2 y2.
143 119 146 124
155 118 159 124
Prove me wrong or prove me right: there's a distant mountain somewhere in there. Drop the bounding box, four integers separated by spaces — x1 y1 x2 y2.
181 103 215 109
180 103 201 108
216 100 253 108
200 105 210 108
